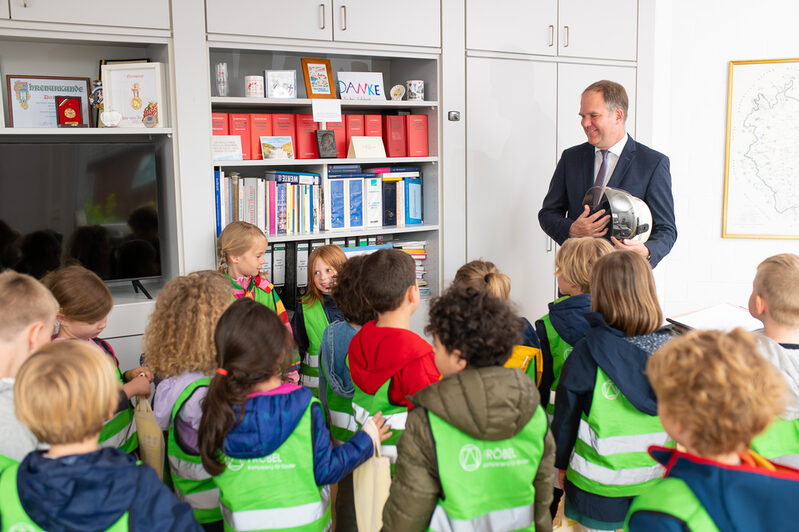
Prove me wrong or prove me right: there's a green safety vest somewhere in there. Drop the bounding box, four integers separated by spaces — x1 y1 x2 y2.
320 351 357 445
566 368 670 498
167 377 222 524
536 299 575 417
213 398 331 532
300 298 329 396
98 366 138 454
426 407 548 532
624 477 719 531
750 416 799 468
350 368 407 470
0 462 130 531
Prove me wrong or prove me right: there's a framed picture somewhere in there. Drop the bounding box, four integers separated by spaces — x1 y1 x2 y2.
95 58 149 126
260 136 295 159
102 62 166 128
301 58 336 99
6 75 92 128
315 130 337 158
98 58 149 80
265 70 297 99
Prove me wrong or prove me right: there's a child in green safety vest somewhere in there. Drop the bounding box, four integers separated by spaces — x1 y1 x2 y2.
626 328 799 531
144 271 232 530
551 250 673 530
0 340 201 531
217 221 299 383
748 254 799 467
42 265 152 454
291 244 346 396
382 284 556 532
198 297 390 532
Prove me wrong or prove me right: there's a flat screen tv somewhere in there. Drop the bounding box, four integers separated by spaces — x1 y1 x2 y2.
0 141 162 282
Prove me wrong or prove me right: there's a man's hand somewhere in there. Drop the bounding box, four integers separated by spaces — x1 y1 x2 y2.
611 236 650 259
568 205 610 238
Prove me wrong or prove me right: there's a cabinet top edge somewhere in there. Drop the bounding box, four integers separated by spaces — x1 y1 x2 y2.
206 36 440 60
0 21 171 44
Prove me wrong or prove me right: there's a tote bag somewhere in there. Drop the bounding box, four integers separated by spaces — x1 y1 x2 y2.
134 397 166 480
352 419 391 532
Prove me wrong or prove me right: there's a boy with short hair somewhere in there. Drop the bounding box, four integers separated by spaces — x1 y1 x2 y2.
348 248 440 464
0 271 58 461
382 285 555 531
748 253 799 465
626 328 799 531
0 340 201 531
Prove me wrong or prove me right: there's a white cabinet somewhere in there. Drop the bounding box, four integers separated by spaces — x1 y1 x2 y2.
559 0 638 61
333 0 441 48
206 0 333 42
8 0 170 29
0 1 9 19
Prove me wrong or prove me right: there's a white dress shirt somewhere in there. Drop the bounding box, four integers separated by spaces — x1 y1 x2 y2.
593 133 629 187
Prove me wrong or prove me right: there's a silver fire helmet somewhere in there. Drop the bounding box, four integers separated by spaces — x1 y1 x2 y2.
582 186 653 243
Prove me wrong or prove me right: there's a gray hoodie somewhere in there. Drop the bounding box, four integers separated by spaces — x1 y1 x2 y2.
0 378 41 461
756 335 799 420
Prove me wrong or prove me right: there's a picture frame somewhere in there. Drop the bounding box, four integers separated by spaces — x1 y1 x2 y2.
315 130 338 158
95 58 149 127
265 70 297 99
6 75 92 128
300 58 336 99
260 136 295 159
55 96 86 127
102 62 166 128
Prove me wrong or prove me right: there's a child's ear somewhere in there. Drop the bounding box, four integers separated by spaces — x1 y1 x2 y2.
26 321 47 352
407 283 420 305
453 349 467 373
754 294 768 316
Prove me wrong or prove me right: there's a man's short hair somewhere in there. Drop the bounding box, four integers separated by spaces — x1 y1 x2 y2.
754 253 799 327
555 237 615 294
584 80 629 122
0 271 58 342
15 340 120 445
647 328 786 456
361 249 416 313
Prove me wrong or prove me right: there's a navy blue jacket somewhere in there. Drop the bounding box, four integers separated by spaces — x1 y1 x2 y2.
225 386 373 485
538 136 677 267
292 294 345 357
628 447 799 531
4 448 200 532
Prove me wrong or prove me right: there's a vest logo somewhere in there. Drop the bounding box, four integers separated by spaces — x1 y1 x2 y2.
10 524 37 532
602 381 620 400
458 444 525 472
459 444 482 472
563 347 573 358
224 456 244 472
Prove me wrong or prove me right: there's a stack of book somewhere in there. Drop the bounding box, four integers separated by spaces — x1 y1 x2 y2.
395 240 429 296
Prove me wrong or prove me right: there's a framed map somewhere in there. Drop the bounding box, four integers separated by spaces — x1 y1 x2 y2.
723 58 799 238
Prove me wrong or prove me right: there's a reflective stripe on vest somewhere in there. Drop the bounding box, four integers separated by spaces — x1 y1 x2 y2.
426 407 548 532
751 416 799 468
167 377 221 523
214 398 331 531
624 477 719 532
99 366 138 453
351 373 407 469
320 348 356 444
300 298 329 395
352 402 408 431
537 304 574 416
0 462 129 531
567 368 668 498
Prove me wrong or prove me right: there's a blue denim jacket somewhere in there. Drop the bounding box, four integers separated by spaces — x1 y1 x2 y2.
318 321 360 405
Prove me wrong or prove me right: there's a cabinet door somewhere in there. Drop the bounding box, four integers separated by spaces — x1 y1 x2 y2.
558 0 637 61
206 0 333 41
466 57 558 320
9 0 170 29
0 1 8 19
332 0 440 47
466 0 556 56
556 63 637 157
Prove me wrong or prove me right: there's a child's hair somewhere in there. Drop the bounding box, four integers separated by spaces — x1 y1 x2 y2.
754 253 799 327
0 271 58 342
361 249 416 313
41 265 113 323
453 260 510 301
647 328 786 456
143 271 232 377
591 250 662 336
426 285 521 368
199 297 294 475
15 339 120 444
331 255 377 325
303 244 347 307
216 221 267 273
555 237 615 293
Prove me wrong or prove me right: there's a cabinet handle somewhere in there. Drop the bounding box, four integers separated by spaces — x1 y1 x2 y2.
319 4 326 29
547 237 553 253
548 25 554 47
23 0 28 6
563 25 569 47
340 5 347 30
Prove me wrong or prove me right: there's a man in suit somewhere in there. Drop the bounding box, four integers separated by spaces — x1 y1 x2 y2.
538 80 676 267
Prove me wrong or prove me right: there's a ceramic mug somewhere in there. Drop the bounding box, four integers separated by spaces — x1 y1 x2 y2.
406 79 424 101
245 75 264 98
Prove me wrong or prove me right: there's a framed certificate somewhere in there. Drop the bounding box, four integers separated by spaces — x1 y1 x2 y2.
102 62 166 128
6 75 91 128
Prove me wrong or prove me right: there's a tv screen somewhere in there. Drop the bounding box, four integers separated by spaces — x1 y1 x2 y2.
0 141 162 281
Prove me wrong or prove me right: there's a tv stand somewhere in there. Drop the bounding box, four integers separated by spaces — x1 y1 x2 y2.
131 280 153 300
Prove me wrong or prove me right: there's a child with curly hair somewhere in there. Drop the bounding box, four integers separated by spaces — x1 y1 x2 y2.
144 270 232 530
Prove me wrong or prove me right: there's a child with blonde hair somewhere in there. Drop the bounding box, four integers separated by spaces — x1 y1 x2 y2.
291 244 346 395
144 270 232 529
217 221 298 380
0 271 58 461
626 329 799 531
0 340 201 531
552 250 672 530
41 265 152 453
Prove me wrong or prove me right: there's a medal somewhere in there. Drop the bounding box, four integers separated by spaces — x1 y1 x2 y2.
131 82 142 110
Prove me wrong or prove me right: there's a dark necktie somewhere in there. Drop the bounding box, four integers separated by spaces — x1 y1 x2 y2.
594 149 609 187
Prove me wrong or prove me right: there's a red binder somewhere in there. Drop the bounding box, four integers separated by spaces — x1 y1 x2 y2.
327 120 346 158
382 115 407 158
250 114 273 160
295 114 319 159
211 112 228 135
405 114 429 157
364 114 382 137
345 114 364 155
228 113 251 160
272 113 297 157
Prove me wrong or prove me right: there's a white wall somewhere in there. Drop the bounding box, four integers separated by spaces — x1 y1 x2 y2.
650 0 799 316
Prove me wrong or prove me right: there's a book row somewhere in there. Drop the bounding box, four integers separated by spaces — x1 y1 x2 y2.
212 112 429 160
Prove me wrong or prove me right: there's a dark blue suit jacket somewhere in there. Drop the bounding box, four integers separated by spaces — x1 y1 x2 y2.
538 136 677 267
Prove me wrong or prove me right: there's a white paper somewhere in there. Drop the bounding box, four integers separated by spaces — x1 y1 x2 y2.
211 135 243 161
337 72 386 101
667 303 763 332
347 136 386 158
312 99 342 123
